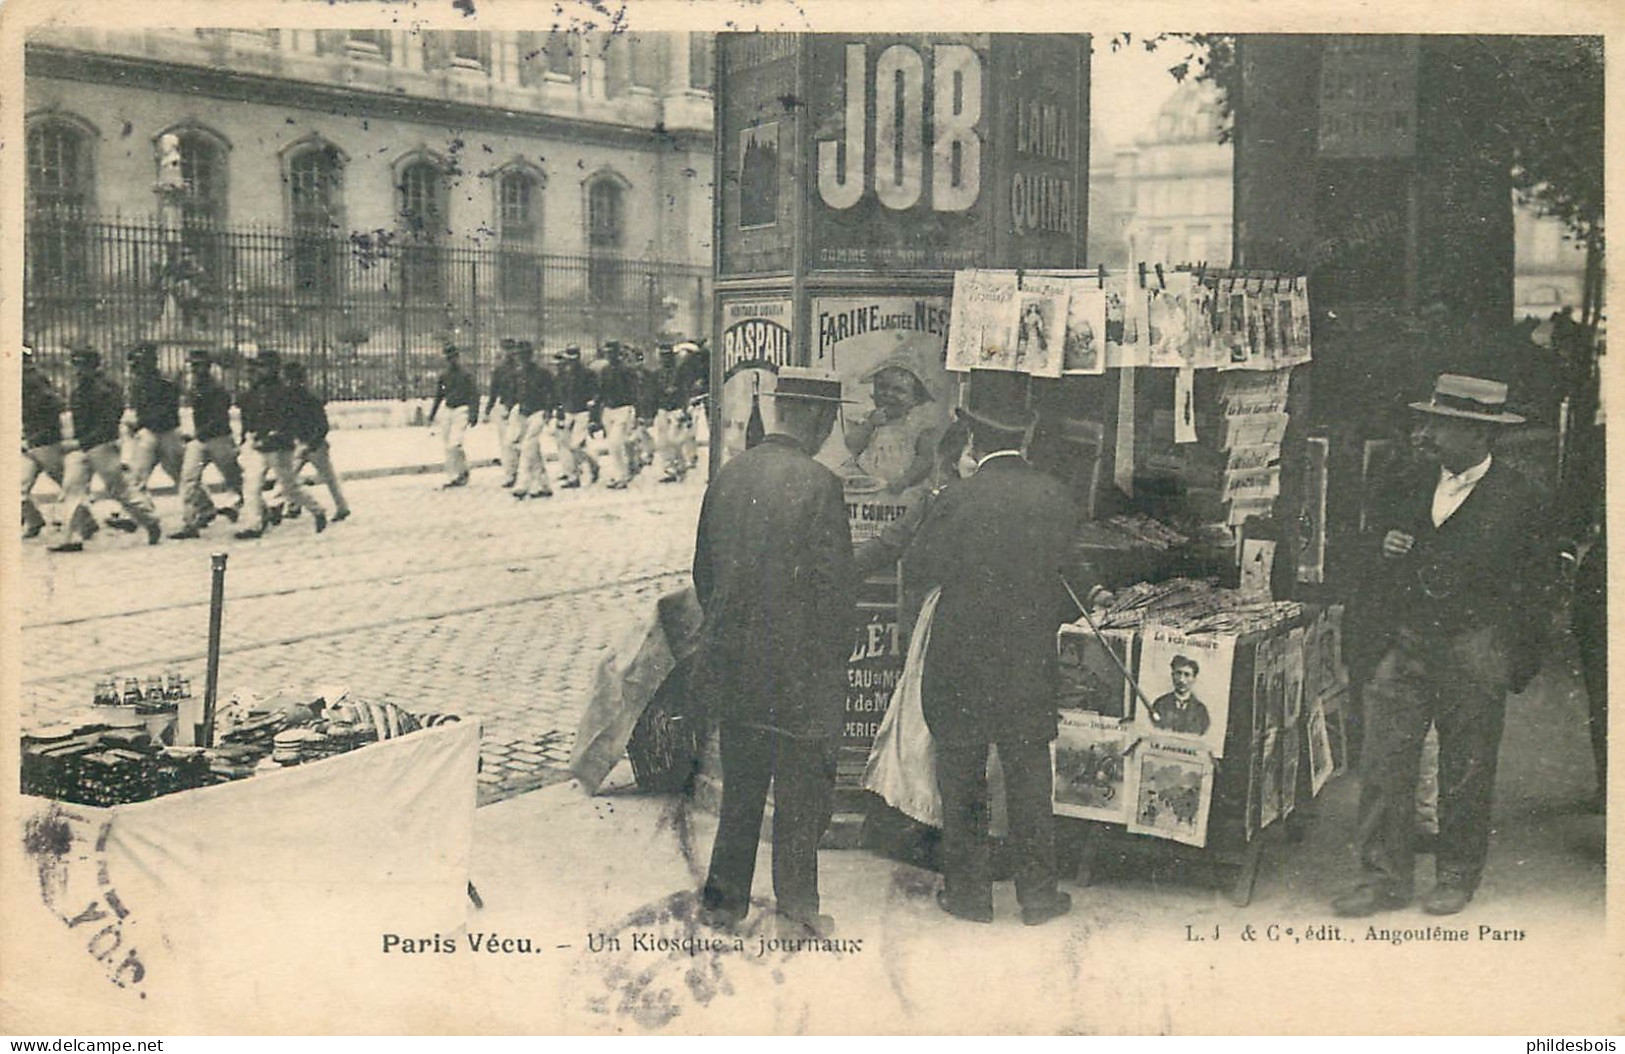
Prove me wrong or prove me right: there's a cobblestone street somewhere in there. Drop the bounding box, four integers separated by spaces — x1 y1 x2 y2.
18 467 704 804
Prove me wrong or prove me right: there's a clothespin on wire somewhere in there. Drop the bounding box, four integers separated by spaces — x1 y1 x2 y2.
1097 265 1106 289
1155 263 1166 289
1138 262 1148 289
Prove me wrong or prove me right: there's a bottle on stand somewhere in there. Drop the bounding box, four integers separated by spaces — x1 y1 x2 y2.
122 677 143 707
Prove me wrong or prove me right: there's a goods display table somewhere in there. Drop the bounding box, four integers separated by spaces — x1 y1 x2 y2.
12 720 479 1013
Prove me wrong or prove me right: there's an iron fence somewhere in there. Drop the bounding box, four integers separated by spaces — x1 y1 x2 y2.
23 210 712 401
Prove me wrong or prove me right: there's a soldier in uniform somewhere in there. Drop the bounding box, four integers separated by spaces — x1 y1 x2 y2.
512 342 557 501
483 339 522 489
234 350 327 538
652 343 691 483
21 345 89 541
169 349 243 539
50 345 162 552
124 342 187 512
428 342 478 488
283 361 351 523
595 340 642 490
551 344 600 489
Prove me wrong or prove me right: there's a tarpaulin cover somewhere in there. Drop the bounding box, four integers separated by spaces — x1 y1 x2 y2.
570 587 703 793
10 721 478 1023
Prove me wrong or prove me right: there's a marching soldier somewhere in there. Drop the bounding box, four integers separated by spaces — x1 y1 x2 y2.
283 361 352 523
428 342 478 488
512 341 556 501
653 343 690 483
484 338 522 489
124 342 187 511
234 350 327 539
49 344 162 552
169 349 243 539
596 340 641 490
21 345 91 541
551 344 600 489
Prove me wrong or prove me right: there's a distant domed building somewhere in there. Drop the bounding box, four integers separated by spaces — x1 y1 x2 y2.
1118 79 1234 268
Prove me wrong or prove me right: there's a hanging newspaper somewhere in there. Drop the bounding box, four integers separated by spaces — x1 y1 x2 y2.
946 270 1020 373
1062 278 1108 375
1125 739 1214 848
1052 711 1134 824
1134 623 1235 759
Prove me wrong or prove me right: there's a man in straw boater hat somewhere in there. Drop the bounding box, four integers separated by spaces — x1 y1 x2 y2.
691 367 858 939
902 371 1082 926
1334 373 1551 918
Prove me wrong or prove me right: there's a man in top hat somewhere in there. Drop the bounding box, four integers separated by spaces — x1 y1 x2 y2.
484 339 523 488
234 349 327 538
843 345 944 496
1334 373 1550 918
428 342 478 488
50 344 163 551
692 367 858 938
169 349 243 539
124 342 187 511
282 361 351 523
20 344 89 541
550 344 599 489
904 371 1080 926
595 340 641 490
512 341 557 501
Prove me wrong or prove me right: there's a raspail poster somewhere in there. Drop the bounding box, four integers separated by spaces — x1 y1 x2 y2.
1134 624 1234 758
1052 710 1133 824
717 297 795 466
945 269 1020 373
1056 622 1135 718
1146 271 1195 368
811 295 954 543
1061 278 1107 375
1103 271 1148 368
1125 739 1214 848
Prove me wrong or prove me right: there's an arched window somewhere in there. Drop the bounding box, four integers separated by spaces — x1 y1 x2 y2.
497 165 543 304
285 139 346 296
26 115 96 287
397 155 448 300
586 173 627 303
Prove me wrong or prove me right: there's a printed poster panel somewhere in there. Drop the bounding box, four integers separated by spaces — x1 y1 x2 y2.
805 34 991 271
811 295 954 543
1052 710 1132 824
1103 272 1148 368
1057 622 1134 718
1014 274 1070 378
1308 699 1336 794
1216 283 1252 370
1281 726 1302 818
1188 277 1222 369
716 298 795 466
1134 624 1235 759
1295 436 1330 584
1284 625 1307 728
1318 36 1419 159
1125 740 1214 848
1259 729 1282 829
1061 279 1107 375
1146 271 1195 369
718 35 800 275
945 270 1020 373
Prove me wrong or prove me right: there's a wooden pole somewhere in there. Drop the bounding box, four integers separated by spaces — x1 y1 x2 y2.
200 552 229 747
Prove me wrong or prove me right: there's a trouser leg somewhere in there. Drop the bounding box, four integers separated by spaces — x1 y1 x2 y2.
239 446 270 531
53 451 95 544
770 732 838 919
997 737 1060 907
21 450 45 532
444 414 468 480
90 443 158 530
269 449 324 517
551 419 577 484
157 430 186 490
304 443 349 515
605 407 633 483
935 738 995 912
1352 639 1432 897
494 404 517 484
518 412 553 495
704 721 774 918
1432 626 1509 890
572 412 598 479
204 437 244 507
127 428 161 506
179 439 214 529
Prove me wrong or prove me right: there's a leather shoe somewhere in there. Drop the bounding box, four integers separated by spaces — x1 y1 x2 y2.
936 890 993 924
698 906 745 933
234 528 263 540
47 541 84 553
774 912 835 940
218 505 239 524
1331 885 1411 917
169 526 201 540
1422 883 1474 915
312 509 328 534
333 508 351 523
1020 891 1073 927
146 523 162 546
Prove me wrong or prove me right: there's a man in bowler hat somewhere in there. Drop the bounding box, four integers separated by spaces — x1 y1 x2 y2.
692 367 857 938
905 371 1079 926
1335 373 1550 917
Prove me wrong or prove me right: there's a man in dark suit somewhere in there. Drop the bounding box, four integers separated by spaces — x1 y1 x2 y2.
691 368 857 938
906 373 1079 926
1335 374 1550 918
1148 655 1212 735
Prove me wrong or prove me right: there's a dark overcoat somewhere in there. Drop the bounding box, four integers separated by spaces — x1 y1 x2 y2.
906 453 1078 745
689 434 857 739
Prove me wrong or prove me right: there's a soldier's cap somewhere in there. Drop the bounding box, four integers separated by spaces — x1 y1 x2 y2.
21 344 33 360
772 367 857 405
443 343 461 357
187 348 214 364
500 337 519 351
69 344 101 366
673 341 701 356
558 345 582 360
